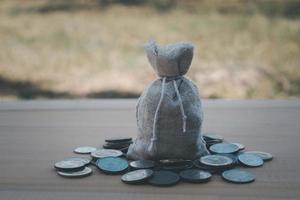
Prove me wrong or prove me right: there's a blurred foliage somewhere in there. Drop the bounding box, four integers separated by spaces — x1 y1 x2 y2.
0 0 299 99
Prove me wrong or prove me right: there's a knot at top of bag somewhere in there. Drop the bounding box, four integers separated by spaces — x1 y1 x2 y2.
145 40 194 78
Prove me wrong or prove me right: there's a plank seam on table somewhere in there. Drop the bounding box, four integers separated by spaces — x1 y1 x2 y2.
0 99 299 111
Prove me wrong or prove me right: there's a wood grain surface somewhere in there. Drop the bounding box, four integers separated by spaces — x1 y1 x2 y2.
0 99 299 200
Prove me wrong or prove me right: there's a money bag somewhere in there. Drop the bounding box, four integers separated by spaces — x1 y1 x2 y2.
127 41 208 160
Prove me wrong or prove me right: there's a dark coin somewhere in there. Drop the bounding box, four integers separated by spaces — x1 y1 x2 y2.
243 151 273 161
179 169 212 183
54 159 86 172
205 139 223 145
209 143 240 154
231 143 245 151
91 149 123 159
119 146 129 153
202 134 224 142
121 169 153 184
103 141 132 149
57 167 92 178
96 157 129 174
105 137 132 143
161 160 193 172
193 159 233 174
200 155 233 167
222 169 255 184
148 170 180 187
238 153 264 167
193 160 217 173
130 160 156 169
74 146 97 154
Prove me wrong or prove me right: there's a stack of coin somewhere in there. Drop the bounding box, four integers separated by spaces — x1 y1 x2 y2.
159 159 193 172
54 157 93 178
103 137 133 153
202 134 224 149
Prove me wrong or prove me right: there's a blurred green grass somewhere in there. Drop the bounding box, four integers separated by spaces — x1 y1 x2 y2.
0 0 299 99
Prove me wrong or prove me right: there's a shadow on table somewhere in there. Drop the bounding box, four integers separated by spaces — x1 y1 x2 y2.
0 76 139 99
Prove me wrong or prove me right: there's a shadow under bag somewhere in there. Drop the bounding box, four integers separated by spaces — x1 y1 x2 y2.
127 41 208 160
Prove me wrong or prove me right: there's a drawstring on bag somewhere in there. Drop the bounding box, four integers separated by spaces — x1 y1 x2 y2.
148 77 166 154
148 77 187 155
172 79 187 133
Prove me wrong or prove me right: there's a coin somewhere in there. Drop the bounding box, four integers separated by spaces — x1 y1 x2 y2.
54 159 86 172
161 160 193 171
243 151 273 161
193 160 218 173
105 137 132 143
103 141 132 149
202 134 223 142
218 154 239 165
91 149 123 159
57 167 92 178
148 170 180 187
179 169 212 183
209 143 240 154
130 160 155 169
238 153 264 167
96 157 129 174
74 146 97 154
222 169 255 184
231 143 245 151
200 155 233 167
119 146 129 153
63 157 92 166
121 169 153 184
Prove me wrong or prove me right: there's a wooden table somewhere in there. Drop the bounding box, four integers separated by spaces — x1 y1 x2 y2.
0 99 299 200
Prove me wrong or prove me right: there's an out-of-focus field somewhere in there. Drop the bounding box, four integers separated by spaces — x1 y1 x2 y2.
0 0 299 99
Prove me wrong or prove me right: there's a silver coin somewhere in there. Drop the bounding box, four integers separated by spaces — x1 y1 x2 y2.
231 143 245 151
243 151 273 161
121 169 153 184
57 167 92 178
200 155 233 167
209 143 240 154
63 157 91 166
222 169 255 184
238 153 264 167
74 146 97 154
130 160 155 169
54 160 85 171
91 149 123 159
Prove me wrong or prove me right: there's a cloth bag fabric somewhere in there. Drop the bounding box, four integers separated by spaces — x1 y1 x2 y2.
127 41 208 160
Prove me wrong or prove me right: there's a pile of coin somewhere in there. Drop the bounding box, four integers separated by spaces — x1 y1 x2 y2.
102 137 132 153
53 134 273 186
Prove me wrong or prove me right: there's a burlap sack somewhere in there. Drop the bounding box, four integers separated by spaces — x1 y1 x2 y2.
127 41 208 160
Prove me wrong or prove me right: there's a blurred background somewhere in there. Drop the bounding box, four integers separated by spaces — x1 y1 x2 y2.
0 0 299 100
